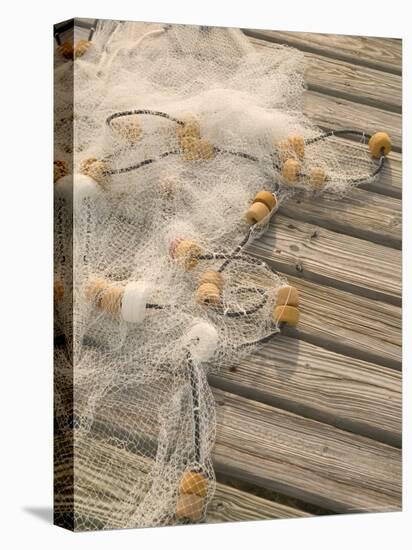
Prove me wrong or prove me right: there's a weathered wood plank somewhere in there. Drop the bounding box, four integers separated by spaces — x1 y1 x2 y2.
64 388 402 518
213 389 402 513
243 29 402 75
332 137 402 198
251 37 401 112
75 22 403 77
257 275 400 369
209 335 401 446
288 276 401 368
248 215 401 304
56 435 310 528
251 36 403 192
58 436 149 530
280 188 401 248
304 91 401 151
250 34 402 150
359 149 402 197
209 482 311 522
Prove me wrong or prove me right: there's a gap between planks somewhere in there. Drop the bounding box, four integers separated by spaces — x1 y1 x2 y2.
213 388 401 514
248 32 402 152
281 188 401 249
248 215 401 306
250 37 401 113
209 334 401 447
66 386 402 515
74 22 403 76
243 29 402 75
304 91 401 152
328 137 401 198
240 273 401 370
56 434 310 529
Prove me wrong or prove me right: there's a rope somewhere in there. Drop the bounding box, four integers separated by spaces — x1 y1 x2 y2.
187 353 201 463
104 108 385 185
238 328 281 349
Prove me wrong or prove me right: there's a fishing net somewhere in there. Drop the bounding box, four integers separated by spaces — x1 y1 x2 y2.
53 20 389 530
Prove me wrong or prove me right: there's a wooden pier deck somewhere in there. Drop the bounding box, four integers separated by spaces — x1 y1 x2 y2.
58 20 402 524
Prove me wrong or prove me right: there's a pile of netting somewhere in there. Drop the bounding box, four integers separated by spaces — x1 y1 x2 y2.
53 21 390 530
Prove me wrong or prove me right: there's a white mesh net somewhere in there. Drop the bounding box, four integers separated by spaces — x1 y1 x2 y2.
54 21 383 530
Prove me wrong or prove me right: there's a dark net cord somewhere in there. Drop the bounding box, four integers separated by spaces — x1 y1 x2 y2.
143 223 268 318
106 109 184 127
187 329 285 467
143 226 272 317
105 110 264 175
106 150 181 175
270 153 385 185
104 148 269 178
185 327 286 500
218 289 268 318
217 226 254 272
144 288 269 318
196 219 277 273
238 327 281 349
187 353 201 464
303 128 386 183
304 128 372 145
104 109 386 184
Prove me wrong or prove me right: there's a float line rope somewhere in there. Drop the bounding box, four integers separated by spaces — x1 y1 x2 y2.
104 109 385 184
187 353 201 464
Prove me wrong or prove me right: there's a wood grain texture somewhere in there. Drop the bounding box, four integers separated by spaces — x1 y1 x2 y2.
60 436 150 530
251 37 403 191
248 215 401 304
259 275 400 369
280 188 401 248
56 435 310 528
251 37 401 112
213 389 401 513
65 389 401 518
209 482 311 522
286 275 401 368
304 91 401 150
359 149 402 197
243 30 402 75
292 276 401 368
209 335 401 446
252 34 403 198
332 137 402 197
76 22 403 75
